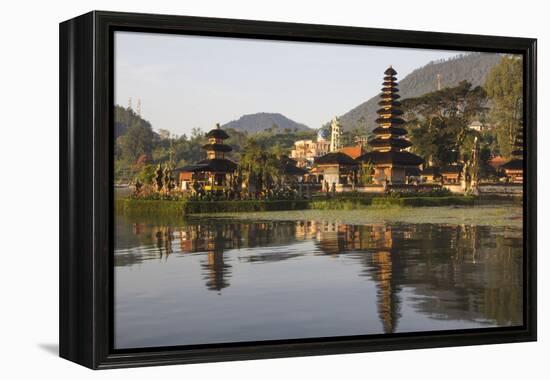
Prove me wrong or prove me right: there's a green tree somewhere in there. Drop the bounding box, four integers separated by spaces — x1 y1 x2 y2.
239 139 282 195
191 127 203 139
224 128 248 160
172 133 206 167
403 81 488 166
117 119 154 164
359 161 374 185
484 56 523 158
135 164 157 185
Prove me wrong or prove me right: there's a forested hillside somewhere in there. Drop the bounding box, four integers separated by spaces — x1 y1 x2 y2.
222 112 312 133
114 106 317 183
339 53 503 133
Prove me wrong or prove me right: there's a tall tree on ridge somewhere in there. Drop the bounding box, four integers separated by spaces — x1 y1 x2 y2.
484 55 523 158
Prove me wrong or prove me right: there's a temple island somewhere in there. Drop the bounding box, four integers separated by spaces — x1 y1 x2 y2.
124 66 523 213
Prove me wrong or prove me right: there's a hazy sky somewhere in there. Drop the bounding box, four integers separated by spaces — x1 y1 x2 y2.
115 31 463 136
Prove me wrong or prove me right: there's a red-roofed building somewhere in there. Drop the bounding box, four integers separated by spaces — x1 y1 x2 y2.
338 145 365 159
488 156 507 169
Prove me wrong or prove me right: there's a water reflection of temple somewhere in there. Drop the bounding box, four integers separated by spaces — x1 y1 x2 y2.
178 223 241 291
152 226 175 258
178 221 306 291
314 223 402 333
249 221 404 333
199 226 234 291
116 215 523 330
310 223 523 332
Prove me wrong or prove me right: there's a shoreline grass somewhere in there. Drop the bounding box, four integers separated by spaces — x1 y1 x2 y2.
115 195 521 216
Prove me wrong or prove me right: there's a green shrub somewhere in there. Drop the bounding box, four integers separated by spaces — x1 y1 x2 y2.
184 199 310 214
115 198 188 216
310 198 373 210
115 194 478 216
370 196 475 207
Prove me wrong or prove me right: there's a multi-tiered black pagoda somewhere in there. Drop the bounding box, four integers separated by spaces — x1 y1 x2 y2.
179 124 237 192
357 67 423 184
501 126 524 183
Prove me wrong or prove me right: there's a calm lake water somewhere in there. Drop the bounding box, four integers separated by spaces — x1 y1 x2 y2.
114 206 523 349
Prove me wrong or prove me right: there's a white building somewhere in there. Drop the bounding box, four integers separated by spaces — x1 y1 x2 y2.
468 120 483 131
329 116 343 152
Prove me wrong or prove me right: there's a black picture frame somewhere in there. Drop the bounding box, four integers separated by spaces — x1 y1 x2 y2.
59 10 537 369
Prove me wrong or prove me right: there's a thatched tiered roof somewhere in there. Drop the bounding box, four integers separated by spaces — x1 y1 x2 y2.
500 159 523 171
201 143 232 152
205 124 230 140
440 164 463 174
361 66 423 168
314 152 357 165
357 150 423 166
420 166 439 176
178 158 237 173
502 127 524 171
178 124 237 173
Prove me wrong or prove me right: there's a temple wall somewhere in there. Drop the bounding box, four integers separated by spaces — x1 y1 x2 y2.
444 184 465 194
373 166 408 184
333 183 522 195
443 183 524 195
478 184 523 195
336 184 384 193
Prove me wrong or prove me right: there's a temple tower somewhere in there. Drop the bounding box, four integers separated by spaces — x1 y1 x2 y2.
356 67 423 184
501 126 524 183
177 123 237 193
370 66 411 153
204 123 232 160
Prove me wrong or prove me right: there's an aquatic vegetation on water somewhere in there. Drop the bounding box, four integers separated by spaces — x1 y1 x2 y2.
193 205 523 228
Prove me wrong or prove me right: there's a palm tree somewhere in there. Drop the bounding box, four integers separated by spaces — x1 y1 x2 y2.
239 139 262 196
239 139 283 197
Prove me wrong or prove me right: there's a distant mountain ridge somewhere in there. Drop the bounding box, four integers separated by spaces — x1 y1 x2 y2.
339 53 503 132
222 112 312 133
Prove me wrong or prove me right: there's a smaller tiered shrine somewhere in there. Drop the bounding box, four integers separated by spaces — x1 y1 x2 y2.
178 124 237 192
501 127 524 183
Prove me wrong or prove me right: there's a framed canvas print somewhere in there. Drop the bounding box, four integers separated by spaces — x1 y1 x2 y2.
59 11 537 369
